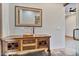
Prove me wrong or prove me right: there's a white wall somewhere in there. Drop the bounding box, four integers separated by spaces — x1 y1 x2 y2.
65 14 76 37
2 3 65 49
76 4 79 28
76 4 79 39
2 3 10 37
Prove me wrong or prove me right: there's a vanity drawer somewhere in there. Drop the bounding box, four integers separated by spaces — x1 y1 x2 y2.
23 39 35 44
23 46 35 50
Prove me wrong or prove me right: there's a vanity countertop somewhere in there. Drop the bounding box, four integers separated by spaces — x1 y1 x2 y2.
2 34 51 41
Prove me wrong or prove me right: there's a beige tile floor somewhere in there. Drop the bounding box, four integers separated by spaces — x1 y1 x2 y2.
50 37 79 56
0 37 79 56
65 37 79 56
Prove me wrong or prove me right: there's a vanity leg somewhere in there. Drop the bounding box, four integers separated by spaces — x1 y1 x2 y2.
1 39 4 56
47 49 51 56
48 39 51 56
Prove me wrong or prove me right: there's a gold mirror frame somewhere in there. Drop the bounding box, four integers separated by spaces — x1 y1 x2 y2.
15 6 42 27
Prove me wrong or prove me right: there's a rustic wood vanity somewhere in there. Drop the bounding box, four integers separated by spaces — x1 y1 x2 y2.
2 34 51 56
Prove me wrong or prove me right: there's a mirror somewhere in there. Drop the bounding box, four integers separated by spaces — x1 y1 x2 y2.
15 6 42 27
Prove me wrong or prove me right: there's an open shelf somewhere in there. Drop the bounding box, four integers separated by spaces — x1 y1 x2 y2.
23 43 36 46
5 48 48 56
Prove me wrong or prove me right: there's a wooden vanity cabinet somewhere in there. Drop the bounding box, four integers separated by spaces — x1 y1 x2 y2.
3 35 51 56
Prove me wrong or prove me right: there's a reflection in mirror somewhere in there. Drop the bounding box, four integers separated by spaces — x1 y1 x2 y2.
15 6 42 27
20 10 40 25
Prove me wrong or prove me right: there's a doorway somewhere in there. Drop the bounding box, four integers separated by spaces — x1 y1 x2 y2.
65 3 79 56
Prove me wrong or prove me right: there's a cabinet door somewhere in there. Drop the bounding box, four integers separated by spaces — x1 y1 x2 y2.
37 38 49 48
8 42 18 50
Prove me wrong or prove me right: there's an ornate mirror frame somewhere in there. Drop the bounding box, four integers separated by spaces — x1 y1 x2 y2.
15 6 42 27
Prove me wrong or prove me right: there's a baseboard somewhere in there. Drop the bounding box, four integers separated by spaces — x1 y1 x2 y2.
65 35 73 39
50 48 65 50
50 48 65 52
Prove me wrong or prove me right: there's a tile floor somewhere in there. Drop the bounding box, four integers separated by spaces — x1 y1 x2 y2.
50 37 79 56
65 37 79 56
